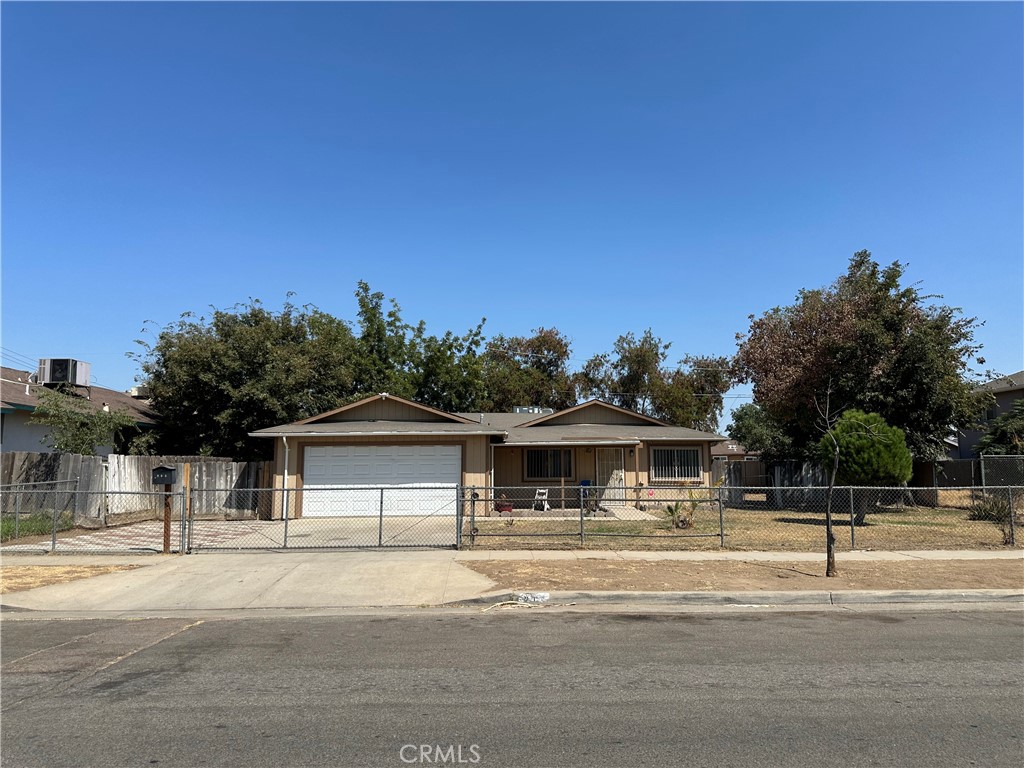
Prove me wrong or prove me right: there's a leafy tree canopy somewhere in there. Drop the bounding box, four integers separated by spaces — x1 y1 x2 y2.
977 399 1024 456
134 289 736 459
30 386 138 456
133 291 489 460
736 251 986 459
578 330 731 431
726 403 794 464
480 328 577 412
816 409 913 487
133 299 357 459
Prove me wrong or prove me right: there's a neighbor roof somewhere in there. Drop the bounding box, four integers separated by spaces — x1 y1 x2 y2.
0 366 158 424
981 370 1024 394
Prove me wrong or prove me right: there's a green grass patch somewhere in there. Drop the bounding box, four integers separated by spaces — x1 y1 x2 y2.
0 512 74 542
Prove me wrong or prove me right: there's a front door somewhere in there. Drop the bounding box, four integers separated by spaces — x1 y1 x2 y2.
596 447 626 506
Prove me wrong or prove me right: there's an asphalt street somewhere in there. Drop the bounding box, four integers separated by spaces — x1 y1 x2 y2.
2 608 1022 768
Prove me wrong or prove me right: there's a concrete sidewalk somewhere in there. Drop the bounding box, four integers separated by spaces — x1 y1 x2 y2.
1 548 1021 614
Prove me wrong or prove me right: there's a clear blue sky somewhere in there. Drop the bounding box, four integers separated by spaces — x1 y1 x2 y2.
3 2 1022 424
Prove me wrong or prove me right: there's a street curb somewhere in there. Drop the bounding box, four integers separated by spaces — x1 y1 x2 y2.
453 589 1024 607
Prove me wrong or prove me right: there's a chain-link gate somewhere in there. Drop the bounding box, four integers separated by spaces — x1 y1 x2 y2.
185 486 462 551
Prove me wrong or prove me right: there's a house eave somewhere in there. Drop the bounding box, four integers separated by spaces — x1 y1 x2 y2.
250 429 507 438
501 439 643 447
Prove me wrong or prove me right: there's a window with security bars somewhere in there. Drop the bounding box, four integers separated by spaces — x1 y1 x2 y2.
525 448 573 480
651 447 701 481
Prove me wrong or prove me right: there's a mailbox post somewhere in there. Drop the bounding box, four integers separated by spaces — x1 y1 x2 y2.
152 465 177 554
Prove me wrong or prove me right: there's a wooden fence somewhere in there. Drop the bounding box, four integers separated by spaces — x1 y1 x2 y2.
1 452 270 526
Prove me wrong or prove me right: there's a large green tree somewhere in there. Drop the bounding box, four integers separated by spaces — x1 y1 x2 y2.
726 403 794 463
579 330 732 430
133 290 489 459
133 299 359 459
480 328 578 412
735 251 986 459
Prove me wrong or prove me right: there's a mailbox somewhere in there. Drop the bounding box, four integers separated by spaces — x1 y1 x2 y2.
152 465 177 485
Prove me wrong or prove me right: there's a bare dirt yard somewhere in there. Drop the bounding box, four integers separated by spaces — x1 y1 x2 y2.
463 558 1024 592
0 565 143 594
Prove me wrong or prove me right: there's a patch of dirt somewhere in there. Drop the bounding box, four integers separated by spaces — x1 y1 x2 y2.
0 565 143 593
463 559 1024 592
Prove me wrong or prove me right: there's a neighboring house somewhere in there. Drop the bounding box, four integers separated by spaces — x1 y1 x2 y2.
710 440 766 486
0 365 157 456
955 370 1024 459
711 440 760 463
250 394 726 517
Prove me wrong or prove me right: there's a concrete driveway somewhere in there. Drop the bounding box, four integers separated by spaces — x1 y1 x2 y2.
1 550 495 613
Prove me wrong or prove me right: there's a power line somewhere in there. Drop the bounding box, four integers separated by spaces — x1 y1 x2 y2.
486 345 733 371
0 347 39 370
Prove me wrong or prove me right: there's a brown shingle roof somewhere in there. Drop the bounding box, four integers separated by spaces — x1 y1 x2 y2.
981 370 1024 394
252 402 725 443
0 366 158 424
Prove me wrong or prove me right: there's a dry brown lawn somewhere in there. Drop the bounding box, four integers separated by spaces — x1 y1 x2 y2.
0 565 142 593
464 559 1024 593
466 504 1018 551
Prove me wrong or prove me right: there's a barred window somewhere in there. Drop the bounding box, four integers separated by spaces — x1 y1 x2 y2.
525 448 573 481
651 447 701 481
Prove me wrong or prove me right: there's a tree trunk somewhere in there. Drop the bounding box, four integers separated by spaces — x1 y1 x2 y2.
825 449 839 577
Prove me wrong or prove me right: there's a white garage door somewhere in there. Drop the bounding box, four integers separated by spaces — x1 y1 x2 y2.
302 445 462 517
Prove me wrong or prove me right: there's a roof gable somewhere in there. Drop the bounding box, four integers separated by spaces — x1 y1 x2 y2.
295 393 476 425
518 400 670 428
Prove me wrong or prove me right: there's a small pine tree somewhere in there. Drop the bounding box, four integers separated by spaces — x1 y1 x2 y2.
818 409 913 525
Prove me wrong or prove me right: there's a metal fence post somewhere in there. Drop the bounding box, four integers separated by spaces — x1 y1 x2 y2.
378 488 385 547
179 491 188 554
718 490 725 548
1009 487 1017 547
283 487 290 549
14 491 20 541
456 486 464 549
470 488 476 546
579 489 585 546
849 487 856 549
51 501 60 553
187 488 196 553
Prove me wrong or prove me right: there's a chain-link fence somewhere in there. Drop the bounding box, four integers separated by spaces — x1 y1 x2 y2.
1 489 186 553
187 486 461 550
980 455 1024 487
0 480 78 548
2 482 1019 554
462 485 1021 551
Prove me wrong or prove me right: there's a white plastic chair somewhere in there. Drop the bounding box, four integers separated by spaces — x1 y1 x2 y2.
533 488 550 512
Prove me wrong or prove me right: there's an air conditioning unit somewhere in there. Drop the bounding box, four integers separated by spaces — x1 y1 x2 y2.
37 358 91 386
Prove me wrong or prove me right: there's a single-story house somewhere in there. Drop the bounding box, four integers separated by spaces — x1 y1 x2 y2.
1 365 157 456
250 393 727 517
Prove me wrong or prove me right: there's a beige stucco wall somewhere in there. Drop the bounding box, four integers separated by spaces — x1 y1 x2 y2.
493 442 713 489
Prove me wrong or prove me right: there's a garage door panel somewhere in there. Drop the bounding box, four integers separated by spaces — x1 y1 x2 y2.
302 445 461 517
